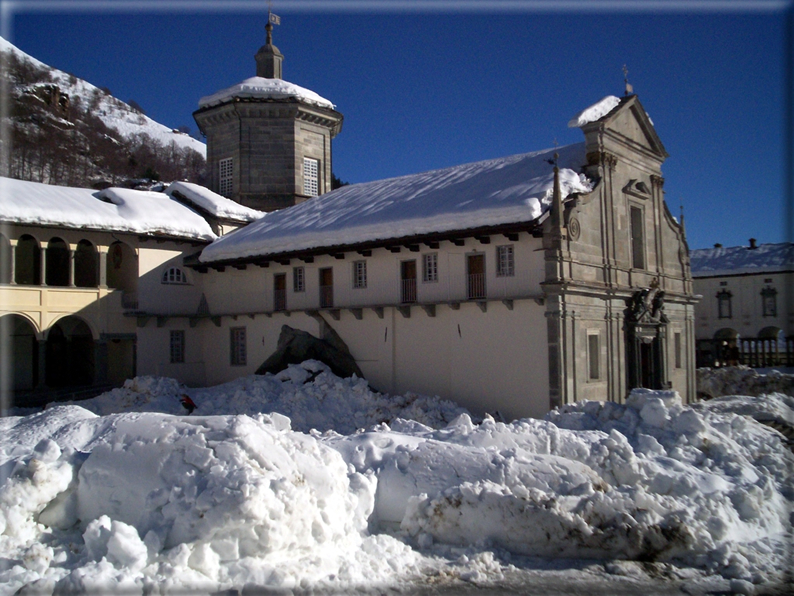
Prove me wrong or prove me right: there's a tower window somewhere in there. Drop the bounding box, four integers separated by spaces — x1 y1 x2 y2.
219 157 234 197
303 157 319 197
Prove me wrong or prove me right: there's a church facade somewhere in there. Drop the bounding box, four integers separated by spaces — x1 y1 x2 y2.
1 28 698 418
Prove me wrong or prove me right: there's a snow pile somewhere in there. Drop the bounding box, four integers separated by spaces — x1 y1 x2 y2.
0 36 205 157
198 76 336 110
697 366 794 399
568 95 622 128
66 361 470 434
0 176 216 241
690 242 794 277
1 375 792 593
201 143 592 263
0 408 419 593
166 181 265 223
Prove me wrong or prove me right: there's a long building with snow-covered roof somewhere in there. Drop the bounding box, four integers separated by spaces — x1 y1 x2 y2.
136 91 698 419
690 241 793 368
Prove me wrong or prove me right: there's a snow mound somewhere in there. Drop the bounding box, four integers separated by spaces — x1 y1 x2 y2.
2 384 792 593
61 361 470 433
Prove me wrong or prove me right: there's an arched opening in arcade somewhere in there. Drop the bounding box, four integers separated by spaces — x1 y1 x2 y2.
14 234 40 285
74 239 98 288
45 317 95 387
45 237 70 287
0 314 39 392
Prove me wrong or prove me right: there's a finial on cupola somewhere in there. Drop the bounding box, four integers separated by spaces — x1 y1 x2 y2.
255 9 284 79
622 64 634 96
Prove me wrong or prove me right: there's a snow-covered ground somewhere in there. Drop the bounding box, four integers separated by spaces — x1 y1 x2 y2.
1 362 792 595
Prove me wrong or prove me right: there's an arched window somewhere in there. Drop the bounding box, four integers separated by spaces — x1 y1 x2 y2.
46 237 70 287
162 267 189 285
74 240 98 288
15 235 40 285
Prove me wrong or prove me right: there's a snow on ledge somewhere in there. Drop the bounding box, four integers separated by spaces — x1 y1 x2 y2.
568 95 621 128
198 76 335 110
166 181 265 223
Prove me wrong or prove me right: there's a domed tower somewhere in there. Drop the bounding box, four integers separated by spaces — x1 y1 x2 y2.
194 21 343 211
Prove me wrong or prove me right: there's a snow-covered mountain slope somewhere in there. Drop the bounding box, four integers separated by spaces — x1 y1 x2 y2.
0 36 205 157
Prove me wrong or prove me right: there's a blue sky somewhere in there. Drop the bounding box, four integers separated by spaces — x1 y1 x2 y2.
3 1 792 251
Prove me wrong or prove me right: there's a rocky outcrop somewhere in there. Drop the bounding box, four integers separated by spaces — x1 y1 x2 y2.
256 325 364 380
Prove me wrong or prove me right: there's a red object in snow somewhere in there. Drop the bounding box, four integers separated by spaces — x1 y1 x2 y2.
180 395 196 414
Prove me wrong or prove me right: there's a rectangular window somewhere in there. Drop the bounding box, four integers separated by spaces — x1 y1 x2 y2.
230 327 247 366
588 333 600 380
303 157 319 197
170 330 185 364
319 268 333 308
674 332 682 369
274 273 287 311
630 205 645 270
496 245 515 277
219 157 234 197
293 266 305 292
717 290 732 319
422 253 438 283
353 260 367 289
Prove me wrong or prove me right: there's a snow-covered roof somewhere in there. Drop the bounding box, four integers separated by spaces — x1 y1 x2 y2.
198 76 335 110
568 95 622 128
690 242 794 277
166 181 265 223
199 143 591 263
0 177 216 241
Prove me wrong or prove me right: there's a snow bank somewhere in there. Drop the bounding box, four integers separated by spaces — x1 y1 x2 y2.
1 372 792 593
65 361 470 434
697 366 794 400
200 143 592 263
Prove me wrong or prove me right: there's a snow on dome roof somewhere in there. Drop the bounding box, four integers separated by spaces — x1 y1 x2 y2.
690 242 794 277
166 181 265 223
568 95 622 128
0 177 216 241
198 76 335 110
200 143 591 263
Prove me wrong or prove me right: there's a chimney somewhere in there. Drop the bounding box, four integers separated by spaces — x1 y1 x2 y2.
748 238 757 249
